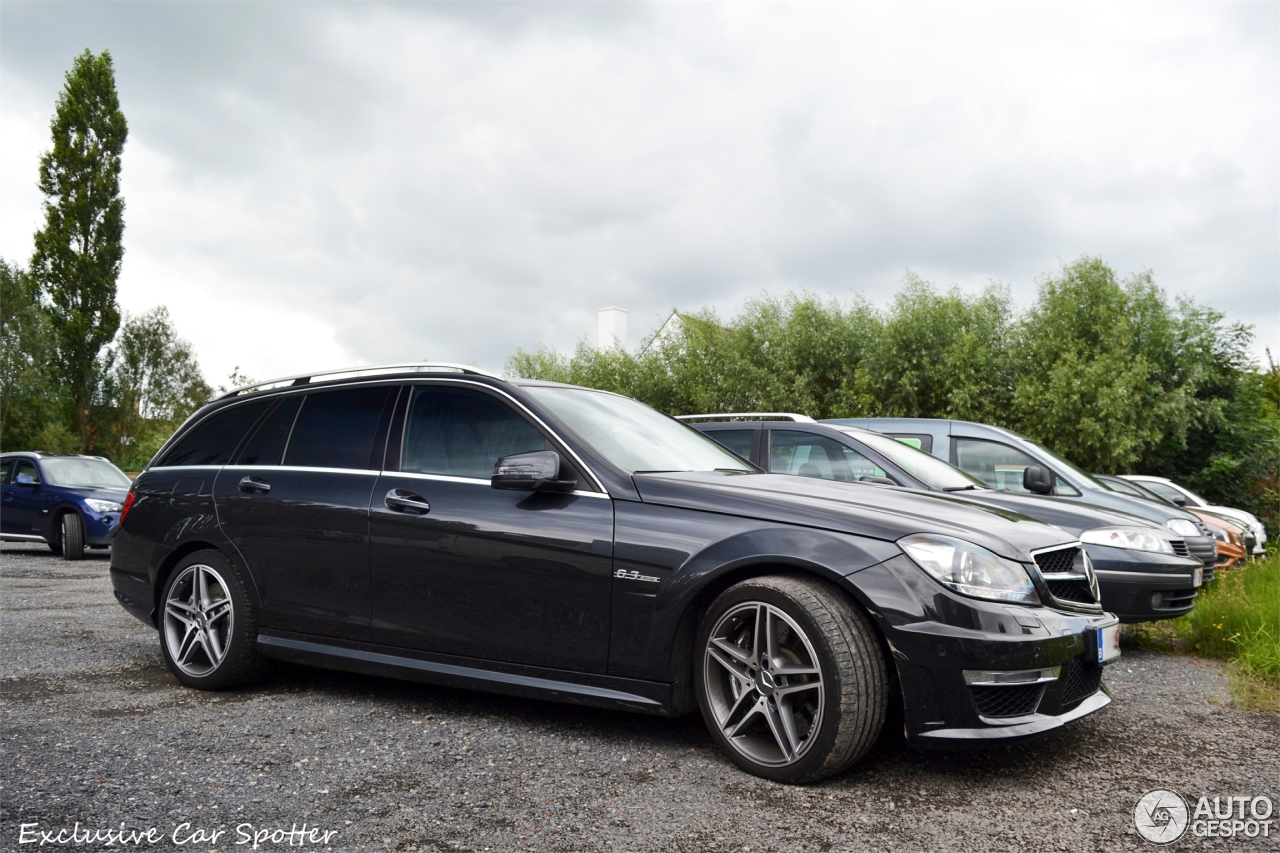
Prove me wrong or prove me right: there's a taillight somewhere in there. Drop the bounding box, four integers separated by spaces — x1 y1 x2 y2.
119 491 136 525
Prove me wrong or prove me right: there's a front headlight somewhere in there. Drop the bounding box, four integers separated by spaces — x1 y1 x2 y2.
85 499 122 514
1166 519 1200 537
899 533 1039 604
1080 527 1175 554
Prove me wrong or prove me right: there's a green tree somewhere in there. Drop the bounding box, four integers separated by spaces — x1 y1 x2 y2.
0 260 76 452
29 49 128 452
855 277 1012 421
101 307 212 470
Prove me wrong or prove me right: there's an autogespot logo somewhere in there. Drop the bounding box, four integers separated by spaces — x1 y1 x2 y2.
1134 791 1275 843
1135 790 1190 844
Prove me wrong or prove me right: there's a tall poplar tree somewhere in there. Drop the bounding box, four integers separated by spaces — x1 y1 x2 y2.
30 49 128 451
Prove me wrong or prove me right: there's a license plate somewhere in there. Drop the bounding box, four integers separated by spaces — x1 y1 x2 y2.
1098 623 1121 664
1193 568 1203 588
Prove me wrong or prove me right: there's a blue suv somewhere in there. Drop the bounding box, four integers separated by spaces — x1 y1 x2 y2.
0 452 133 560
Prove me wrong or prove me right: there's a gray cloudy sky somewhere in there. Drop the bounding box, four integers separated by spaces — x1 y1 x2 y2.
2 1 1276 384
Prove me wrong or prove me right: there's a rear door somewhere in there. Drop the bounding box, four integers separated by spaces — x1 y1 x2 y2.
215 385 397 641
369 383 614 672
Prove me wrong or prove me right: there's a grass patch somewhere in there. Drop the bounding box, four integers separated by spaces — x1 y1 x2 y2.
1126 553 1279 713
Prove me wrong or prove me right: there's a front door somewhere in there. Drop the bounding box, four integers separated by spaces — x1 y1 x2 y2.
4 459 45 533
216 385 397 641
370 384 614 673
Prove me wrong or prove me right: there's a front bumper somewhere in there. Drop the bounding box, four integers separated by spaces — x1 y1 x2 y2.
1086 544 1202 623
82 511 120 548
852 555 1118 747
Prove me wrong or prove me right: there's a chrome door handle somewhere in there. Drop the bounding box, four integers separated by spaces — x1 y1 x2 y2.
385 489 430 514
238 476 271 494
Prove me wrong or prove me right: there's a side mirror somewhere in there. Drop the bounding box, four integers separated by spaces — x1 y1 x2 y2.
14 473 37 486
491 450 575 492
859 476 898 486
1022 465 1053 495
1172 495 1187 506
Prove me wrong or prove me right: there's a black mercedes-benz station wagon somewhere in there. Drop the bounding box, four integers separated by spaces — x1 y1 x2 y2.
111 364 1120 783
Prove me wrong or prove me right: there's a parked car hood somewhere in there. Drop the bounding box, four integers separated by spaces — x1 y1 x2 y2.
946 490 1163 537
57 485 129 500
631 472 1076 563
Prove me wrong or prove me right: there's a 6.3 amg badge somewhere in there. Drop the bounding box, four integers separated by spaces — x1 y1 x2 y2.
614 569 660 583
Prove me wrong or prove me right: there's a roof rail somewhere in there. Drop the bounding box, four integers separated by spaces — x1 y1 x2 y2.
219 362 504 399
676 412 816 423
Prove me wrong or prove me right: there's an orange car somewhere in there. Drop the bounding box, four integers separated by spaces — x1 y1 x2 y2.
1191 509 1247 568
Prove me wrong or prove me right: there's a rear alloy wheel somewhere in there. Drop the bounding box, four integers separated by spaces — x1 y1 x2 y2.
160 550 264 689
696 575 887 783
59 512 85 561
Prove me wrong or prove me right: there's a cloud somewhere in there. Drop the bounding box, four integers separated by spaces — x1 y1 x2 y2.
0 0 1275 384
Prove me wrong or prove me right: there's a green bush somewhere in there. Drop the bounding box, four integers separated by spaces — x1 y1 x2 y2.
1129 555 1279 709
507 256 1280 536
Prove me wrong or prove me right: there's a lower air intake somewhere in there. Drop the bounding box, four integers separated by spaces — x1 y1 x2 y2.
970 683 1044 718
1061 659 1103 707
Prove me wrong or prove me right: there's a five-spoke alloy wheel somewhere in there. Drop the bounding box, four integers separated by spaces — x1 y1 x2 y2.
160 550 262 689
696 575 888 783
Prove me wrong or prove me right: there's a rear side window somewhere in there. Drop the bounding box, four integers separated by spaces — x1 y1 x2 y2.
707 429 754 462
889 433 933 454
0 459 13 484
237 396 302 466
403 386 547 479
284 387 394 470
156 401 270 468
769 430 887 482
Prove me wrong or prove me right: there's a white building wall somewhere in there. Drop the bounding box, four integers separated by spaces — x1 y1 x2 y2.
598 307 628 350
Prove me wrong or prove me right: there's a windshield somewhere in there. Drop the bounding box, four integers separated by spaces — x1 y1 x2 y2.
837 429 987 491
40 457 132 489
1023 440 1107 489
525 387 754 474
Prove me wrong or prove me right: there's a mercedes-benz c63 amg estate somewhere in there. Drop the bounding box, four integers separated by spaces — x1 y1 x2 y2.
111 364 1120 783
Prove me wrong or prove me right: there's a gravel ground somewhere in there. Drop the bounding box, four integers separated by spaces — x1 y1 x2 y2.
1 541 1277 852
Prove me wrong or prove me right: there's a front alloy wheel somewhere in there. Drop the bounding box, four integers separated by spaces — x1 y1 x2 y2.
695 575 887 783
704 602 825 767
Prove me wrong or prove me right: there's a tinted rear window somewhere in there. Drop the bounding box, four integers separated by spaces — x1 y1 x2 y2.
237 396 302 466
284 387 394 470
706 429 754 461
156 401 270 468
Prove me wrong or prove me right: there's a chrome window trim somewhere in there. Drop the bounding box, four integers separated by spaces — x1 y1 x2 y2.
387 470 610 499
151 377 609 495
228 465 380 477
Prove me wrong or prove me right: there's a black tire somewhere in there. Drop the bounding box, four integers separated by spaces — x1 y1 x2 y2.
159 549 265 690
694 574 887 783
59 512 85 561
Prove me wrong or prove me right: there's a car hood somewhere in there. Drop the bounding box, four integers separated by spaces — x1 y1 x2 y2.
1199 506 1261 530
947 491 1164 537
55 485 129 501
631 472 1076 562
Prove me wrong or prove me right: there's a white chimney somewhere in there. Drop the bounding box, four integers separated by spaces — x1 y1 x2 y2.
598 306 628 350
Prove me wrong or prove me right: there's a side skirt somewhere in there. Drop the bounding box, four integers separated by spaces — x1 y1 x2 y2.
256 632 676 716
0 533 48 543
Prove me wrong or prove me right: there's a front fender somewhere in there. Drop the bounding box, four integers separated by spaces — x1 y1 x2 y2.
607 501 900 682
